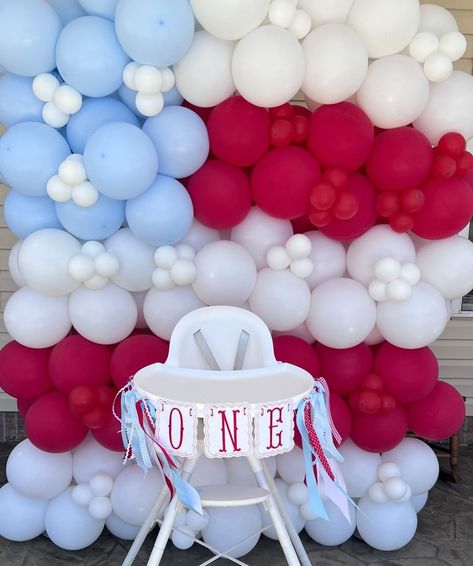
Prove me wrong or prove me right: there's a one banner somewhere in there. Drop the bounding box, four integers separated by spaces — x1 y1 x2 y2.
155 400 198 459
254 401 294 458
204 403 252 458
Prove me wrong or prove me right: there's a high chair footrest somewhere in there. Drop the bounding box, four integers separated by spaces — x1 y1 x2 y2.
197 485 270 507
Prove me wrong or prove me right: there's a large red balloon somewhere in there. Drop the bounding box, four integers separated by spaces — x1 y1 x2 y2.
374 343 438 403
111 334 169 389
0 341 53 400
407 382 465 441
315 343 373 396
207 96 270 167
273 335 320 377
330 393 352 445
307 102 374 172
366 127 433 191
25 391 88 453
49 335 112 394
350 405 408 453
92 409 125 452
187 159 252 229
412 176 473 239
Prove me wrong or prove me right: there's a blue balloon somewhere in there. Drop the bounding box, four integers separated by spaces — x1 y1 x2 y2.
4 191 62 239
66 97 139 153
0 122 71 196
163 86 184 107
126 175 193 246
83 122 158 200
56 16 130 97
78 0 118 20
118 84 184 119
143 106 209 179
48 0 86 24
115 0 194 67
0 74 44 128
0 0 62 76
55 193 126 240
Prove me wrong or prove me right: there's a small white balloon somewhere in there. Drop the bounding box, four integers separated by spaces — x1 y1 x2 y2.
160 67 175 92
89 474 114 498
58 158 87 186
286 234 311 259
54 85 82 115
424 51 453 82
172 525 195 550
409 32 439 63
47 175 73 202
88 497 113 521
277 447 306 484
95 252 120 278
72 181 99 207
42 101 69 128
378 462 401 483
171 259 196 286
368 482 389 504
186 509 210 532
72 484 93 507
374 257 402 282
123 62 140 90
152 268 174 290
136 91 164 117
84 273 110 290
439 31 467 61
33 73 60 102
400 263 421 286
383 477 408 501
290 258 313 279
300 502 320 521
387 278 412 302
369 279 388 302
69 255 96 281
82 241 106 258
134 65 162 94
155 246 179 269
399 484 412 503
268 0 296 28
289 10 312 39
267 246 291 270
287 482 309 506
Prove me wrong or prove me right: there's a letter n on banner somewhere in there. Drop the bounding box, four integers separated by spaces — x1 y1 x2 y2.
254 402 294 458
156 401 198 458
204 403 251 458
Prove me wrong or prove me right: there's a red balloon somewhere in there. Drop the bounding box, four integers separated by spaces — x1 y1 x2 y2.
431 154 457 179
389 211 415 233
360 373 384 393
332 191 359 220
269 103 293 120
292 115 309 143
456 151 473 177
366 127 433 191
291 214 314 234
271 119 294 148
322 167 349 191
412 176 473 239
25 391 88 453
351 405 408 452
92 409 124 452
375 343 438 403
380 393 396 413
310 182 337 210
358 390 381 414
307 102 374 172
49 335 112 394
438 132 466 159
329 393 352 445
83 406 108 430
0 341 53 400
111 334 169 390
315 343 373 396
181 100 213 123
273 335 320 377
400 188 425 214
207 96 270 167
187 159 252 229
407 381 465 441
377 191 400 218
69 385 99 416
251 146 321 219
96 385 116 408
17 397 35 418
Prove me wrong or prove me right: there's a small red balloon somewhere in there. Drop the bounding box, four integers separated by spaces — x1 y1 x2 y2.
273 335 321 377
82 406 108 430
431 154 457 179
309 209 332 228
322 168 349 192
69 385 99 416
332 191 359 220
390 211 415 233
292 115 309 143
358 390 381 414
360 373 384 394
456 151 473 177
270 103 293 120
380 393 396 413
377 191 400 217
96 385 116 408
437 132 466 159
310 182 337 210
270 119 294 148
400 188 425 213
351 405 408 453
92 409 124 452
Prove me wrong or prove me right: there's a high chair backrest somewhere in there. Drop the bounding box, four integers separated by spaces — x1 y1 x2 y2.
165 306 278 371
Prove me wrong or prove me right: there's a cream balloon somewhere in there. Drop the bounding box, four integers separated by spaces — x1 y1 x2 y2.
418 4 459 36
298 0 354 27
305 231 346 290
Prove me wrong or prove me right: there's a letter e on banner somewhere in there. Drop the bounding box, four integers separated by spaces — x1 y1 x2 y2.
254 402 294 458
204 403 251 458
156 401 197 458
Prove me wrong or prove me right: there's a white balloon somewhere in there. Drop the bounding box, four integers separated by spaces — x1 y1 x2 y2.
94 252 119 278
106 513 140 540
302 24 368 104
89 473 114 497
413 71 473 144
173 31 236 108
298 0 353 27
0 484 48 542
304 231 346 290
357 55 429 129
135 92 164 117
347 0 420 58
43 101 69 128
386 278 413 302
152 267 174 290
411 492 428 513
383 477 408 501
69 283 137 344
89 496 113 520
439 32 466 62
288 9 312 39
409 32 439 63
267 246 291 270
4 287 71 348
58 158 87 186
8 240 25 287
249 268 311 332
423 51 453 82
47 175 72 202
290 258 314 279
73 436 124 484
231 207 293 270
277 447 306 484
172 525 195 550
154 246 178 270
46 488 104 550
418 4 459 36
17 229 81 296
307 278 376 348
72 484 93 507
6 440 72 500
288 482 309 506
68 255 95 283
135 66 162 94
123 62 139 90
186 509 209 532
84 273 109 290
338 440 382 498
81 240 105 258
376 282 448 349
54 85 82 115
369 279 388 302
193 241 257 306
268 0 296 28
273 322 315 344
191 456 228 488
368 482 388 504
400 263 421 287
180 220 220 251
261 478 305 539
377 462 401 483
232 25 305 108
305 498 356 546
171 259 196 286
33 73 60 102
364 324 384 346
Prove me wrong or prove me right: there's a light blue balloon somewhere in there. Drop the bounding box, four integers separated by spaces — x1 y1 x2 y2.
0 122 71 197
126 175 193 246
83 122 158 200
48 0 86 24
143 106 209 179
78 0 118 20
66 97 139 153
163 86 184 107
55 193 126 240
118 84 184 119
0 74 44 128
115 0 194 67
0 0 62 76
4 191 62 239
56 16 129 97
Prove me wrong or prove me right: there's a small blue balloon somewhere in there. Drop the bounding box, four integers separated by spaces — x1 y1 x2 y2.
66 97 139 153
84 122 158 200
48 0 86 24
0 122 71 197
163 86 184 107
115 0 194 67
56 16 130 97
143 106 209 179
78 0 118 20
0 0 62 76
0 74 44 128
55 193 126 240
4 191 62 239
126 175 193 246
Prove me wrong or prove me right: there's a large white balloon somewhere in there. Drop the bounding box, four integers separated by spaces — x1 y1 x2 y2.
305 231 346 290
173 31 235 108
191 456 228 488
347 226 416 286
179 219 220 252
193 241 257 306
413 71 473 144
232 25 305 108
299 0 354 27
190 0 270 40
8 240 25 287
277 447 306 484
69 283 137 344
249 268 311 332
307 278 376 348
347 0 420 58
7 440 72 500
0 484 48 542
273 322 314 344
377 282 448 349
338 440 382 498
305 499 356 546
302 24 368 104
17 229 81 296
418 4 459 36
357 55 429 129
411 492 429 514
4 287 71 348
261 478 305 539
72 436 124 484
106 513 140 541
46 488 105 550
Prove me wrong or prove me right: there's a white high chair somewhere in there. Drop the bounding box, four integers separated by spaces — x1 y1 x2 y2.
123 306 314 566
